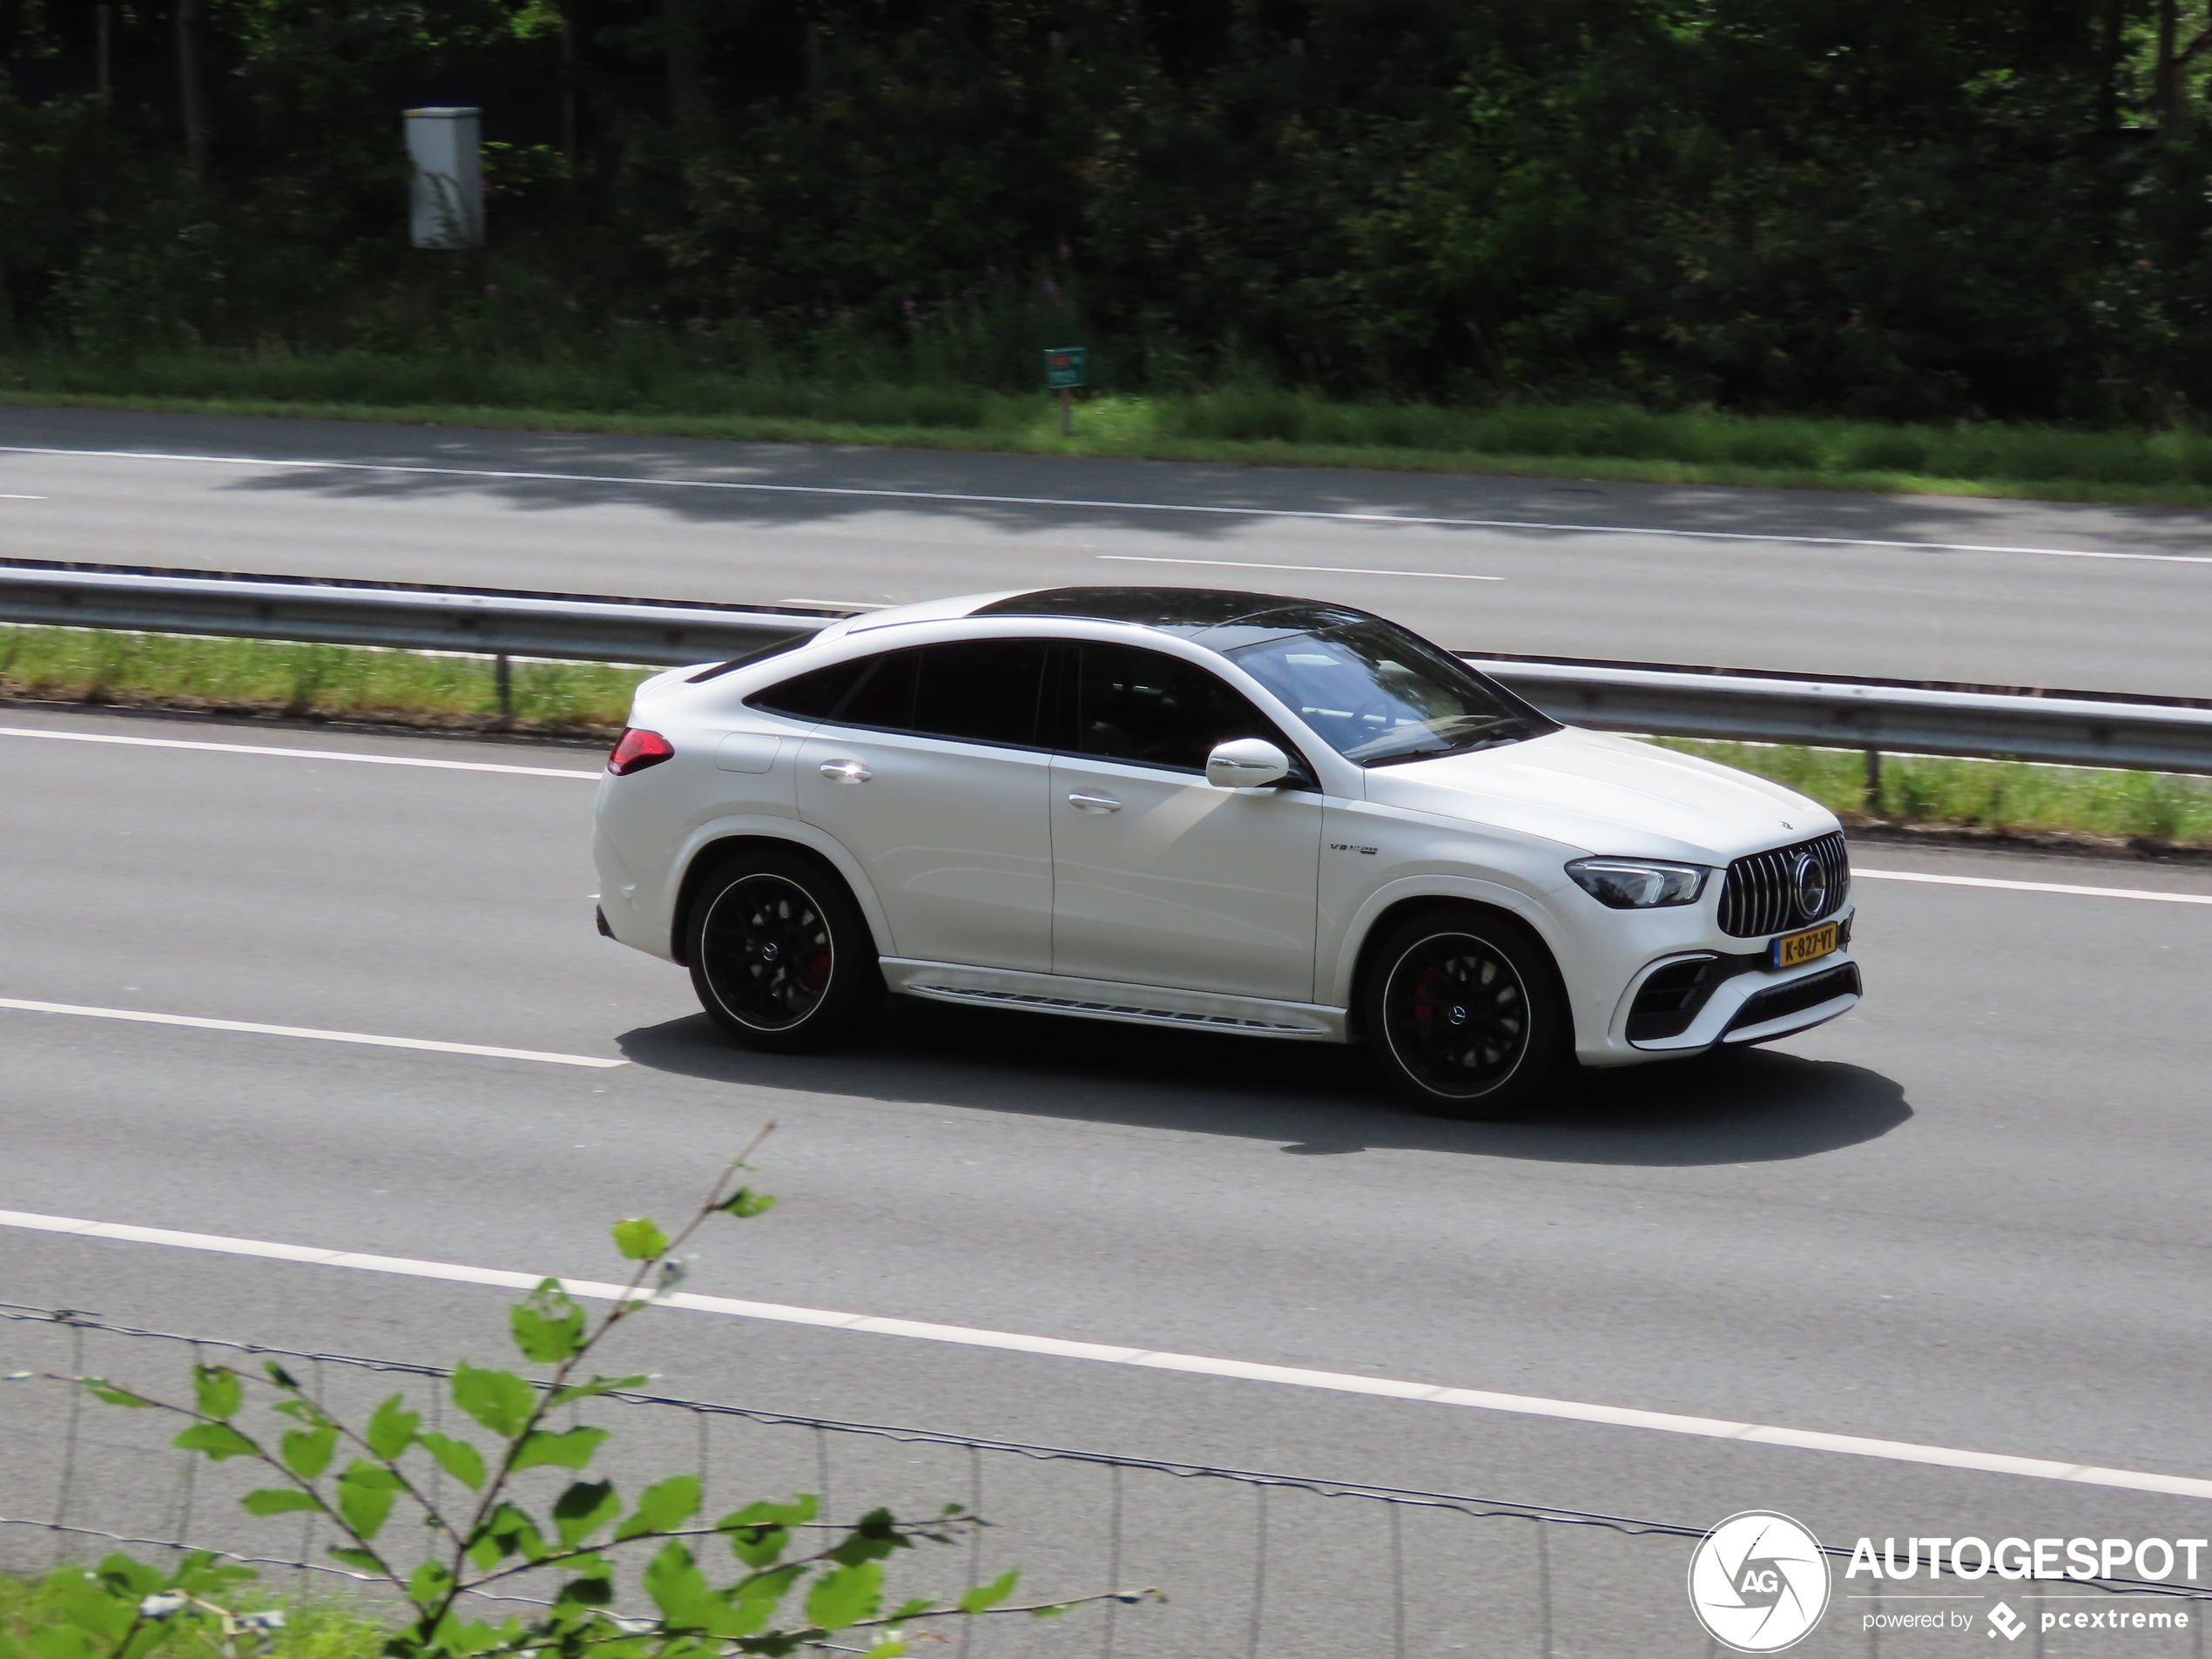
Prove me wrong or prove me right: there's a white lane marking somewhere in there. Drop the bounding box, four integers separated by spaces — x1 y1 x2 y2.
2 1210 2206 1501
1858 868 2212 905
0 725 601 778
0 493 46 500
1099 555 1502 582
5 443 2209 565
0 999 625 1068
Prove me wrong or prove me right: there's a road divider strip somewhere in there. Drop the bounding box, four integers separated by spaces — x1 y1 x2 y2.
0 725 601 777
8 443 2211 564
1857 868 2212 905
0 998 625 1067
3 1205 2209 1501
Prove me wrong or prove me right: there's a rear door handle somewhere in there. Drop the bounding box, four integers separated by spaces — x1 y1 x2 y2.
1067 792 1122 813
819 760 873 783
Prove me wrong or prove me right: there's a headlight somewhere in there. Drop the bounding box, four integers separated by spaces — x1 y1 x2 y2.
1565 857 1710 908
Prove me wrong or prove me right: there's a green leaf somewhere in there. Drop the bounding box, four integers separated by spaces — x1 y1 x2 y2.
24 1627 94 1659
551 1480 622 1546
804 1561 883 1631
450 1362 536 1439
826 1509 907 1568
510 1279 589 1364
718 1495 815 1568
614 1474 699 1541
242 1487 322 1517
327 1547 381 1574
716 1187 775 1219
473 1503 548 1567
192 1365 245 1420
408 1562 454 1602
417 1432 486 1491
611 1217 670 1261
552 1575 613 1608
548 1373 649 1408
262 1359 302 1391
335 1461 405 1541
173 1422 258 1461
82 1379 152 1408
281 1424 339 1480
365 1394 421 1461
640 1542 711 1626
957 1568 1019 1614
510 1426 609 1474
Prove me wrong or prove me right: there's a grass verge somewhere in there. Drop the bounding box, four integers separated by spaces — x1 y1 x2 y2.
16 354 2212 506
0 1571 388 1659
6 624 2209 853
1653 738 2212 850
0 625 652 738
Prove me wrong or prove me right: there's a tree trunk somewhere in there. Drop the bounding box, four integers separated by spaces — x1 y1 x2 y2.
176 0 208 182
2101 0 2123 131
664 0 706 125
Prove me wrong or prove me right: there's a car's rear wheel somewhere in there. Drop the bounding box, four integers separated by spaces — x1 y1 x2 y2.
1363 907 1567 1117
686 850 882 1052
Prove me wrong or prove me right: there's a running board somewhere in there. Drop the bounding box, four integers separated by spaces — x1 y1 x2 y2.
880 960 1348 1042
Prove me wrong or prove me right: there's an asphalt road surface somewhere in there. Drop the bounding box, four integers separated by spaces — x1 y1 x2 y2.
5 406 2212 698
4 706 2212 1655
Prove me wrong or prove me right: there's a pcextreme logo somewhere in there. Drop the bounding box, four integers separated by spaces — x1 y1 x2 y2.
1689 1511 1833 1653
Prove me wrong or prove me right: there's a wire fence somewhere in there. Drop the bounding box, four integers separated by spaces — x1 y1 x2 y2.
3 1304 2206 1657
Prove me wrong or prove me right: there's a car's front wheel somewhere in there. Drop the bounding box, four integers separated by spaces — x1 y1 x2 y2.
1363 907 1567 1117
686 850 882 1052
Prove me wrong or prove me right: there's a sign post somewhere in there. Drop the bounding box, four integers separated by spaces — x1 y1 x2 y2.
1043 347 1087 436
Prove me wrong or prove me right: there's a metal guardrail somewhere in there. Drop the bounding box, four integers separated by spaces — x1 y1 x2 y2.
5 560 2212 774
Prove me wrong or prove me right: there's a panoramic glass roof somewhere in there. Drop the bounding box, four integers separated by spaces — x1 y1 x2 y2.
968 586 1373 639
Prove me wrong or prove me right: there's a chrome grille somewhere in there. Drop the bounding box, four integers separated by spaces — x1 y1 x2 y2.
1717 832 1851 938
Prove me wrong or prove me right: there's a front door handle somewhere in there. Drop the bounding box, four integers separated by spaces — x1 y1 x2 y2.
1067 792 1122 813
819 759 873 783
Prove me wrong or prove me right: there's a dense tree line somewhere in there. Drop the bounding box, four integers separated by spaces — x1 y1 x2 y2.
6 0 2212 420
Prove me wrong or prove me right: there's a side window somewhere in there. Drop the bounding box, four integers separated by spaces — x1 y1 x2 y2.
909 640 1049 746
748 641 1049 747
1073 644 1300 774
747 655 873 718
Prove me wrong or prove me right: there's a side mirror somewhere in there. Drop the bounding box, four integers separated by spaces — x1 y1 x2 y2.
1205 738 1291 789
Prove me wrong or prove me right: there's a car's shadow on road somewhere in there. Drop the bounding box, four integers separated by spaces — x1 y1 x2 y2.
615 995 1909 1167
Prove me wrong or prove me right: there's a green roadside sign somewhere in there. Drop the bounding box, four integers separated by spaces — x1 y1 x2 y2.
1044 347 1088 389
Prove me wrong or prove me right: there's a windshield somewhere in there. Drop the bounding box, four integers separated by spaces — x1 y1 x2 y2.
1225 620 1555 766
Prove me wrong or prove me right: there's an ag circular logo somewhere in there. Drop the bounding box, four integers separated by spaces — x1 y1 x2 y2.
1688 1510 1831 1652
1791 852 1829 920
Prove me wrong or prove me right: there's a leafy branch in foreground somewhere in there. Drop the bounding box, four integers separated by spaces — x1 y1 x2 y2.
5 1127 1159 1659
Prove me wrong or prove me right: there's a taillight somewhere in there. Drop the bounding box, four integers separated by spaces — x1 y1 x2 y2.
608 728 675 776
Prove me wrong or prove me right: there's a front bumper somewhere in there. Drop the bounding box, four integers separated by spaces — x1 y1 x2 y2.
1568 905 1861 1066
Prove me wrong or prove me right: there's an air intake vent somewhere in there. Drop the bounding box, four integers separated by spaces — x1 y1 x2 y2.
1717 832 1850 938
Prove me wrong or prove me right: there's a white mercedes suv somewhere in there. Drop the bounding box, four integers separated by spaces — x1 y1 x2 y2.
592 587 1859 1116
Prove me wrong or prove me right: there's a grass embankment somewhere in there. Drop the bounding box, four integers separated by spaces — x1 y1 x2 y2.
6 625 2209 852
0 1573 386 1659
16 352 2212 506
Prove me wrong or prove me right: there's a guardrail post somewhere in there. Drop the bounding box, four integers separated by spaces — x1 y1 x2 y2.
495 652 514 724
1863 748 1883 813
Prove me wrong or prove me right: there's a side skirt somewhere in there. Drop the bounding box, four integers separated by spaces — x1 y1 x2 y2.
880 960 1351 1042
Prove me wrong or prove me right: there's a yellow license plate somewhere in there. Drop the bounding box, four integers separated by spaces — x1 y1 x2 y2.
1772 921 1840 969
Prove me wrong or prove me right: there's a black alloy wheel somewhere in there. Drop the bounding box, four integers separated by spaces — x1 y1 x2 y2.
1364 908 1566 1117
687 851 882 1053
